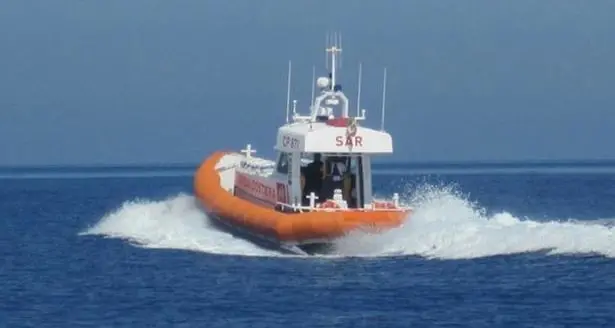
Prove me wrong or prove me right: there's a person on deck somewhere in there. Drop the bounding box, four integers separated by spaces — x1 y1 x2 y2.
321 156 347 202
301 153 323 206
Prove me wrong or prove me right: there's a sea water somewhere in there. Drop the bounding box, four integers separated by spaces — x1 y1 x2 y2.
1 164 614 327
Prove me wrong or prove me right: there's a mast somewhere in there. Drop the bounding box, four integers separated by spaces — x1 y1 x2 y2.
356 62 362 117
325 32 342 90
380 67 387 131
285 60 291 123
310 65 315 109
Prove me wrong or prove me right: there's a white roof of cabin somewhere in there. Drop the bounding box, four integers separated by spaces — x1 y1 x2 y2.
272 38 397 155
275 121 393 154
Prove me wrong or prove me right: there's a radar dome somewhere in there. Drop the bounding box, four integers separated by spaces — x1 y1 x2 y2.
316 77 330 89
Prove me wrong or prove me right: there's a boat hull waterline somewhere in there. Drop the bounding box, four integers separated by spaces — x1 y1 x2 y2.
194 152 411 255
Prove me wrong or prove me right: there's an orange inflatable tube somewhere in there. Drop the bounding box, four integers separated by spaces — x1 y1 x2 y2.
194 151 410 243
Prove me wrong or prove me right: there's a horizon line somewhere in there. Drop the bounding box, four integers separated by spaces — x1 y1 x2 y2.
3 158 615 170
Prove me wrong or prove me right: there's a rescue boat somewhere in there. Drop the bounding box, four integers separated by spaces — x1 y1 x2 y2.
194 35 412 255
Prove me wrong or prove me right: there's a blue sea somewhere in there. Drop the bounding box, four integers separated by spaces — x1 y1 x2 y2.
2 163 615 327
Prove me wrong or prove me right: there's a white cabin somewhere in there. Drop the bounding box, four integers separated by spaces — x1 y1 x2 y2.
259 35 397 212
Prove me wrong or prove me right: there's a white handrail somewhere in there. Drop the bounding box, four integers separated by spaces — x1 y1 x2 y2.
274 201 410 212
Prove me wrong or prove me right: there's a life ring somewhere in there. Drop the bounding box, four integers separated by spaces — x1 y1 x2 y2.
346 118 357 136
318 200 341 209
373 201 396 209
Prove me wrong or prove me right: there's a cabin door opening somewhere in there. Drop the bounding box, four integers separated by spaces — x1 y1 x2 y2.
344 155 363 208
289 152 302 206
300 152 324 207
319 155 363 208
275 151 296 208
353 155 364 208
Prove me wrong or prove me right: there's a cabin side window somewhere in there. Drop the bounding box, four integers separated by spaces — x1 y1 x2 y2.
276 152 289 175
300 152 314 167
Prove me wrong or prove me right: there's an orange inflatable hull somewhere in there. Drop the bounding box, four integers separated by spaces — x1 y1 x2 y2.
194 151 411 245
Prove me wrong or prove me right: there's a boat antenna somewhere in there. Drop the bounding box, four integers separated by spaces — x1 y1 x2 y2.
285 60 292 123
356 62 362 117
310 65 315 109
325 33 329 70
339 32 343 69
380 67 387 131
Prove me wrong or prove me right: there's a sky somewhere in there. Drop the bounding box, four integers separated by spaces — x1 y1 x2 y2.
1 1 614 165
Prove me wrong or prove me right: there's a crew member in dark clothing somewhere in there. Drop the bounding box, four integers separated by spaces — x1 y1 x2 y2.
346 173 357 208
321 156 347 201
301 153 323 206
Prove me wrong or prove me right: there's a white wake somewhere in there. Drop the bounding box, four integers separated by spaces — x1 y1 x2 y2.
333 185 615 259
79 193 279 257
80 185 615 259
